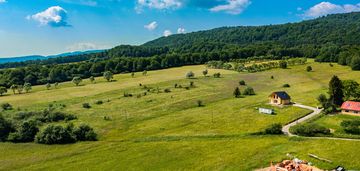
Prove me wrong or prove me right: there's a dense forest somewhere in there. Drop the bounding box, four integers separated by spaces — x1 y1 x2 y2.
1 12 360 87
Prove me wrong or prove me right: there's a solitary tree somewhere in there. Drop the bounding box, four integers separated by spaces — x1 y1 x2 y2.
239 80 246 86
17 85 23 94
46 83 51 90
23 83 32 93
10 85 17 94
89 76 95 84
131 72 135 78
306 66 313 72
103 71 113 82
202 69 208 77
72 77 82 86
142 70 148 76
328 75 344 106
0 86 7 96
243 87 256 96
233 87 241 98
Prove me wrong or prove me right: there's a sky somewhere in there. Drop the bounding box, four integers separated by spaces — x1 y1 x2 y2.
0 0 360 57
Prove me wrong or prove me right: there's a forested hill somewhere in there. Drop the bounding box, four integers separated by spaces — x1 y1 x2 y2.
144 12 360 49
1 12 360 88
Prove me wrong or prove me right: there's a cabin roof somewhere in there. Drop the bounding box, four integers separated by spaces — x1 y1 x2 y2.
341 101 360 111
270 91 291 100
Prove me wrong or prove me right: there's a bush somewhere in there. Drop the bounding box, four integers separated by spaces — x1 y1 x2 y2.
233 87 241 98
283 84 291 88
351 56 360 70
341 120 360 134
38 110 77 123
265 123 283 135
164 88 171 93
292 124 330 136
279 61 287 69
35 124 76 144
0 115 13 141
271 76 274 79
197 100 203 107
306 66 312 72
8 120 39 143
239 80 246 86
243 87 256 95
186 71 195 79
190 81 195 87
123 92 133 97
73 124 97 141
95 100 103 105
213 72 221 78
1 103 13 110
82 103 91 109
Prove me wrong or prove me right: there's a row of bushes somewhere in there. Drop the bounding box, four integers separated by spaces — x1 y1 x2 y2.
291 123 330 136
0 114 97 144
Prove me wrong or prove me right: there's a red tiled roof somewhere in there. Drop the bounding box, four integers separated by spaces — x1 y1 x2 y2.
341 101 360 111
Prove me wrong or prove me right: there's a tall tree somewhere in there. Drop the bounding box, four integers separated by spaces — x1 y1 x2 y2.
72 77 82 86
328 75 344 106
23 83 32 93
103 71 113 82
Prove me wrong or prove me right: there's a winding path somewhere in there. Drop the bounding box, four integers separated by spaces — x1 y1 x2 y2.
283 103 360 141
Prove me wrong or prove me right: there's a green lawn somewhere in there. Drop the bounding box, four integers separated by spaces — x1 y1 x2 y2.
1 60 360 170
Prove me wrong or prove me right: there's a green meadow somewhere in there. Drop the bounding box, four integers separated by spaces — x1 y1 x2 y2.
1 60 360 170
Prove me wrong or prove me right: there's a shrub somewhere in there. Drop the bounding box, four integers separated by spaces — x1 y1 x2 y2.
95 100 103 105
82 103 91 109
8 120 39 143
292 124 330 136
197 100 203 107
186 71 195 79
73 124 97 141
283 84 291 88
1 103 12 110
0 115 13 141
123 92 133 97
174 83 178 88
35 124 76 144
213 72 221 78
341 120 360 134
306 66 312 72
239 80 246 86
38 110 77 123
190 81 195 87
265 124 283 135
233 87 241 98
271 76 274 79
164 88 171 93
243 87 256 96
279 61 287 69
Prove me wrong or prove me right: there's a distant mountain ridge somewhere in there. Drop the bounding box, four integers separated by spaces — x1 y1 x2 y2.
0 50 105 64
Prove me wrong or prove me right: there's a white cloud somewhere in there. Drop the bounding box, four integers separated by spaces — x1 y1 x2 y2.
27 6 70 27
210 0 251 15
163 30 172 37
177 27 185 34
66 43 109 52
144 21 158 31
0 0 6 3
304 2 360 18
136 0 182 13
60 0 97 6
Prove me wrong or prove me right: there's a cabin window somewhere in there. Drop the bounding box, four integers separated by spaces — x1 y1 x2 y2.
345 110 349 112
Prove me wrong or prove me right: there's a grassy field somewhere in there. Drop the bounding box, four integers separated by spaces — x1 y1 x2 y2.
1 60 360 170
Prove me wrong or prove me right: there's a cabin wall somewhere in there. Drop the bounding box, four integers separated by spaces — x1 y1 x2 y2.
342 110 360 116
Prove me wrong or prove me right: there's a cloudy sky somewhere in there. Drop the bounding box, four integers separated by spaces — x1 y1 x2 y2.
0 0 360 57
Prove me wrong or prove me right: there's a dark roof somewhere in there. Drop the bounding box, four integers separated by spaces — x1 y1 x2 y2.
270 91 291 100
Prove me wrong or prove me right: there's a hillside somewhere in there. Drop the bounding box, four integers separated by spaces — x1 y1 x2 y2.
1 61 360 170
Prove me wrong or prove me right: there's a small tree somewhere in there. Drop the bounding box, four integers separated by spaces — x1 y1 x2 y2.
186 71 195 79
233 87 241 98
46 83 51 90
239 80 246 86
271 76 274 79
202 69 208 77
131 72 135 78
23 83 32 93
0 115 13 141
103 71 113 82
213 72 221 78
10 85 17 94
72 77 82 86
306 66 313 72
142 70 148 76
328 75 344 106
282 84 290 88
90 76 95 84
17 85 23 94
279 61 287 69
73 124 97 141
0 86 7 96
197 100 203 107
243 87 256 96
265 123 283 135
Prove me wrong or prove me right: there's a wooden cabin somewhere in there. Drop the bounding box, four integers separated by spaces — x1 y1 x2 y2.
269 91 291 105
341 101 360 116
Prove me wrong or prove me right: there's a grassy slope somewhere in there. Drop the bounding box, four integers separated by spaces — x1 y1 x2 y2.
1 60 360 170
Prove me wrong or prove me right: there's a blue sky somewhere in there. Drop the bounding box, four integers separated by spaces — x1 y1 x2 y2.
0 0 360 57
